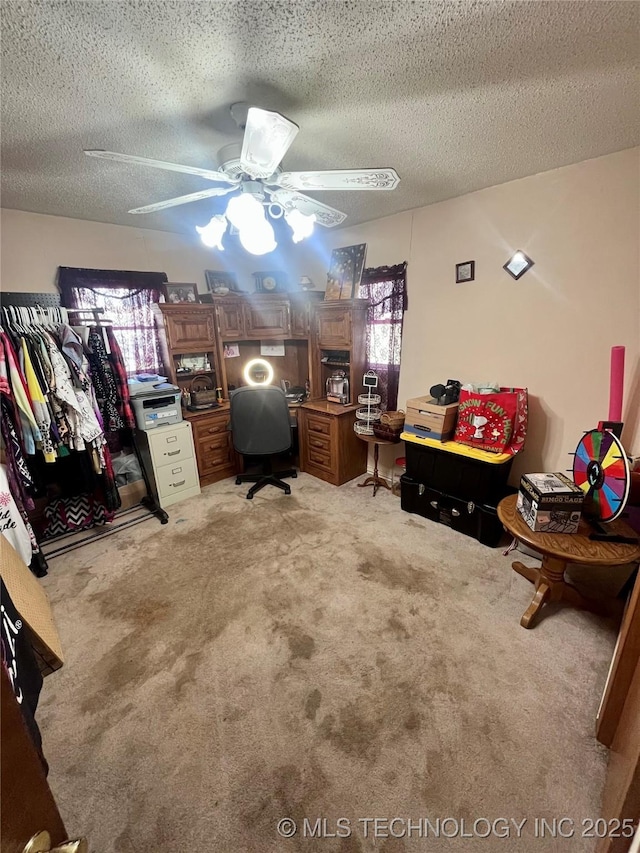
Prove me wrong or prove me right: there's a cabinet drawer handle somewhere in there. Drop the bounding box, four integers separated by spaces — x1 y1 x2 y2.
165 450 181 456
170 479 186 487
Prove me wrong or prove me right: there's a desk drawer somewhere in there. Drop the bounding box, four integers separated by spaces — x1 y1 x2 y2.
193 416 229 442
306 447 333 472
306 431 331 454
149 423 194 464
156 457 199 499
306 415 332 438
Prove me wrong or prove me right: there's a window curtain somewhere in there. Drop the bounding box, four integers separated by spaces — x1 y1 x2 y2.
357 262 408 411
58 268 167 375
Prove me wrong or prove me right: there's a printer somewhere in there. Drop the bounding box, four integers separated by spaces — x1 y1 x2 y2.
129 378 182 431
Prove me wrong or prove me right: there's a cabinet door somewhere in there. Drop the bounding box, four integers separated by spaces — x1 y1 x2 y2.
244 298 291 339
164 307 215 350
315 305 352 348
290 298 310 338
215 299 245 339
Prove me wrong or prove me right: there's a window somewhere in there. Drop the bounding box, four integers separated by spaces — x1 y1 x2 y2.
357 262 408 411
58 268 167 376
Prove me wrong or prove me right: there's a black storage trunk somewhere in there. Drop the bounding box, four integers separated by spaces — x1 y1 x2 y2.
404 441 513 504
400 476 507 547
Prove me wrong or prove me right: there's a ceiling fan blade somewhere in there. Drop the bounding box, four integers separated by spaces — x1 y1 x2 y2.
271 168 400 192
240 107 299 180
269 190 347 228
128 186 236 215
84 150 238 184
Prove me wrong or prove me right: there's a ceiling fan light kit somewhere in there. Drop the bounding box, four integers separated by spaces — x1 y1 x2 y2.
84 104 400 256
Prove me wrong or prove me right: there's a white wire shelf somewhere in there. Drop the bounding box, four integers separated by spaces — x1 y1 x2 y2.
355 407 382 422
358 393 381 405
354 422 375 435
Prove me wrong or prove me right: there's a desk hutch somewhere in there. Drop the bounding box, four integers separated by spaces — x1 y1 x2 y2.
155 294 369 488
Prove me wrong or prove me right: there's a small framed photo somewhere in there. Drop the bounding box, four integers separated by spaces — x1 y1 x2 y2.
205 270 239 293
455 261 475 284
164 282 198 303
252 270 290 293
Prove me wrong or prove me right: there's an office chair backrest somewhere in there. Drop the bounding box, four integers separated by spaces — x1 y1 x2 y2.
230 385 293 456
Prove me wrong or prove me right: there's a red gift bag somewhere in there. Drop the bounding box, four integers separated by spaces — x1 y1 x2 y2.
454 387 528 454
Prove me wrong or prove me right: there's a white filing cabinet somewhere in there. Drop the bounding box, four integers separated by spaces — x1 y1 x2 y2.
135 421 200 509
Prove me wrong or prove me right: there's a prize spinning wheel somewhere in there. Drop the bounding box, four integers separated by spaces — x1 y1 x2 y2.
572 429 630 522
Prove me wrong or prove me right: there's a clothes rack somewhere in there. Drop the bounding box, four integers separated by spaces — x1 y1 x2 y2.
0 292 167 564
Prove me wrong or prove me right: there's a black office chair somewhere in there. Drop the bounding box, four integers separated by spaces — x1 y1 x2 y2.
229 385 297 499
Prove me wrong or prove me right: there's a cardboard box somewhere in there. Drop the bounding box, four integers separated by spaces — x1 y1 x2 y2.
517 472 584 534
405 397 459 441
118 478 147 511
0 538 63 674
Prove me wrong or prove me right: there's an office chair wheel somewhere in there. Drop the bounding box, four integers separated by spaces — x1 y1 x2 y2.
235 477 242 485
292 471 297 478
246 493 254 500
285 486 291 495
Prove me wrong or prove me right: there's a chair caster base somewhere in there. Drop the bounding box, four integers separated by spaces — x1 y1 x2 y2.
285 487 291 495
235 477 242 485
246 493 254 500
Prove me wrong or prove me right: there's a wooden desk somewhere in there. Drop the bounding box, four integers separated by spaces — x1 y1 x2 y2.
356 433 396 496
497 494 640 629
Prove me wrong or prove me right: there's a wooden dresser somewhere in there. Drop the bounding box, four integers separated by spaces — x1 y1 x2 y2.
298 401 367 486
186 405 235 487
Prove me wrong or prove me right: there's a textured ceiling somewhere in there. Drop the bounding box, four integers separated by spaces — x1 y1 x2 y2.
1 1 638 235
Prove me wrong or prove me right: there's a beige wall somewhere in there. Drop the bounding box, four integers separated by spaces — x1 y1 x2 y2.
2 148 638 479
316 148 640 480
0 209 314 295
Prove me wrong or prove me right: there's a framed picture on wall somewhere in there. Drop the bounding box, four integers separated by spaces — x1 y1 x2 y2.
455 260 475 283
164 282 198 303
205 270 239 293
325 243 367 300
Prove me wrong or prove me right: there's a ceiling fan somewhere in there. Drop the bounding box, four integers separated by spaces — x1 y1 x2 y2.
84 103 400 255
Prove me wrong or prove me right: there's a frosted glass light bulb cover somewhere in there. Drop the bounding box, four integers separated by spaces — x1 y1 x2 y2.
196 215 227 250
285 208 316 243
239 219 277 255
225 193 265 230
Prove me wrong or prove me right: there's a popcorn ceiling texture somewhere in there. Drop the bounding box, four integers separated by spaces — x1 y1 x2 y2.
1 1 638 234
38 473 621 851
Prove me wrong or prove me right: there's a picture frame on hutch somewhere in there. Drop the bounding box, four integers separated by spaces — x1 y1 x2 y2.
164 282 198 303
205 270 240 293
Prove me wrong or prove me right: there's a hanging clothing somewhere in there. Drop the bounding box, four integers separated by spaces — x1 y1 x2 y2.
0 334 41 454
0 464 33 565
87 326 124 432
105 326 135 429
21 339 55 463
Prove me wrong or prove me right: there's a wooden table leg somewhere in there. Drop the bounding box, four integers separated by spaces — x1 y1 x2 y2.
357 441 392 496
514 555 567 629
513 553 617 627
521 580 551 628
512 561 539 584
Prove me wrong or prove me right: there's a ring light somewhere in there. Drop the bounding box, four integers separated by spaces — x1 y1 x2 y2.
243 357 274 386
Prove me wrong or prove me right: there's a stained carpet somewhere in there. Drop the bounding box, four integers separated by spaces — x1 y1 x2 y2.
39 474 619 852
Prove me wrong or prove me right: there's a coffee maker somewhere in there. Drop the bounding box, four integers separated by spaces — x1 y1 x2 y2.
326 370 350 405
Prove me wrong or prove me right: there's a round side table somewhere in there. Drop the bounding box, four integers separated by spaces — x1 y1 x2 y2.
356 434 396 496
497 494 640 629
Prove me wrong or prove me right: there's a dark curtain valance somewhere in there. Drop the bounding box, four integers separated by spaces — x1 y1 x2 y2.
57 267 168 303
360 262 408 312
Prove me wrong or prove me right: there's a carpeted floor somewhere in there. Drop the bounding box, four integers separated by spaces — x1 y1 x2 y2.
39 474 619 852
